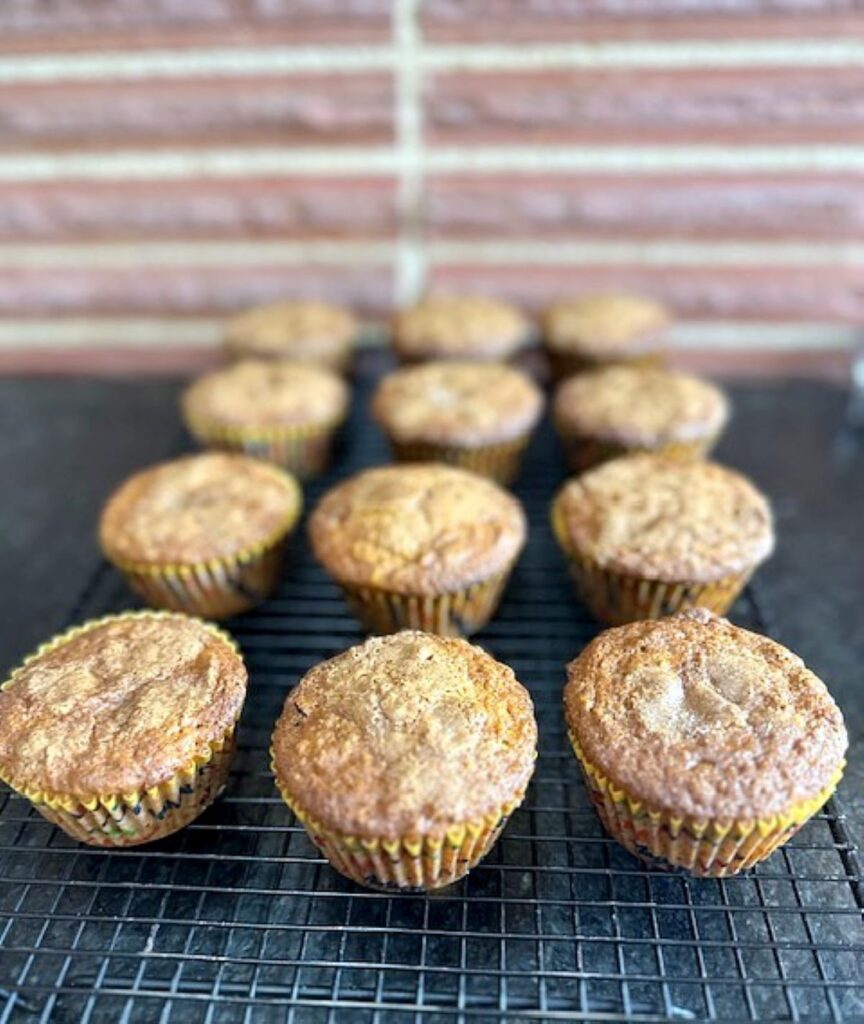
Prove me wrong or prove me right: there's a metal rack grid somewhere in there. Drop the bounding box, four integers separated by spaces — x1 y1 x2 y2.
1 369 862 1023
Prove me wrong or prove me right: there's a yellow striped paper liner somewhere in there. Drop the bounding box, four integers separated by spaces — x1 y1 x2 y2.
554 432 719 476
388 435 531 487
0 611 244 847
568 732 845 878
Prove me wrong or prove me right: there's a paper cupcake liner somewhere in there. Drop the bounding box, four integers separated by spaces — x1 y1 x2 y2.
547 349 665 383
273 769 525 891
185 413 342 479
568 732 844 877
224 344 353 377
0 611 242 848
556 433 718 475
388 436 530 486
336 571 512 637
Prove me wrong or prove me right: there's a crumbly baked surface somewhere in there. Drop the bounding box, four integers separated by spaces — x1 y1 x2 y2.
564 609 847 820
554 366 728 447
272 630 537 837
182 359 349 429
553 454 774 582
224 300 356 360
100 452 302 566
309 464 526 594
543 293 670 358
372 360 544 447
0 613 248 798
393 296 529 360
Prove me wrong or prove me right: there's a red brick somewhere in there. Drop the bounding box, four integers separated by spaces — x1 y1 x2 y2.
423 1 864 41
425 175 864 240
426 265 864 322
0 178 397 241
426 67 864 145
0 264 394 317
0 74 393 150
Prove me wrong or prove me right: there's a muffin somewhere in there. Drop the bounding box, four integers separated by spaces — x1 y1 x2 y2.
0 611 248 847
553 365 729 473
224 300 356 373
272 630 537 890
182 359 349 478
551 454 774 624
371 360 544 485
393 296 530 363
100 452 302 619
564 609 847 876
309 464 526 636
543 293 670 380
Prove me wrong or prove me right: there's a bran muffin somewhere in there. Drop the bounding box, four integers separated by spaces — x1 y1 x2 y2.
182 359 350 478
224 300 356 373
543 293 670 380
371 360 544 485
564 609 847 876
551 454 774 624
393 296 530 363
272 630 537 890
309 464 526 636
100 452 302 619
553 365 729 473
0 611 248 847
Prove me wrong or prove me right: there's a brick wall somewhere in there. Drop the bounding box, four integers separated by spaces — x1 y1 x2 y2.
0 0 862 373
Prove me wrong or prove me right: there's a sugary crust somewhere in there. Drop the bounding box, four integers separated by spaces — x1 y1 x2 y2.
372 361 544 447
0 613 248 798
393 296 529 360
309 464 527 595
182 359 349 429
224 300 356 361
272 631 537 837
100 452 302 566
553 454 774 582
564 610 848 820
554 366 729 447
543 293 670 359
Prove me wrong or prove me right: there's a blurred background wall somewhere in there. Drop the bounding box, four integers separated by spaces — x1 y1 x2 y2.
0 0 862 375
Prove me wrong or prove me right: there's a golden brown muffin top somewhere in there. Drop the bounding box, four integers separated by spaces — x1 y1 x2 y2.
552 454 773 582
224 300 356 361
372 360 544 447
564 610 847 820
309 464 526 594
554 366 729 447
182 359 349 430
543 293 670 358
100 452 302 567
393 296 529 360
272 630 537 837
0 612 247 799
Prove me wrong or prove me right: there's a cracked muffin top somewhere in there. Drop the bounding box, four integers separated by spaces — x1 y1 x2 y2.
372 360 544 447
0 612 247 800
100 452 302 567
309 464 526 594
393 296 530 361
564 609 847 820
543 293 670 360
224 300 356 364
554 365 729 447
551 454 773 582
183 359 349 430
272 630 537 837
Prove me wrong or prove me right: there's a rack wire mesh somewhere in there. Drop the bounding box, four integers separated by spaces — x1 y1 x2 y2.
1 366 862 1023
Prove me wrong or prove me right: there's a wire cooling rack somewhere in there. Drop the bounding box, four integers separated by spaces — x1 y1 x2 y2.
1 369 862 1023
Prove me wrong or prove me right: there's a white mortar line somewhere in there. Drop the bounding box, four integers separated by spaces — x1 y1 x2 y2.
0 318 857 352
393 0 426 306
0 239 860 269
0 40 861 83
2 145 863 182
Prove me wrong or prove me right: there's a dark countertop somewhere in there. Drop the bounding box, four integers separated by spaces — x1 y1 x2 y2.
1 364 862 845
